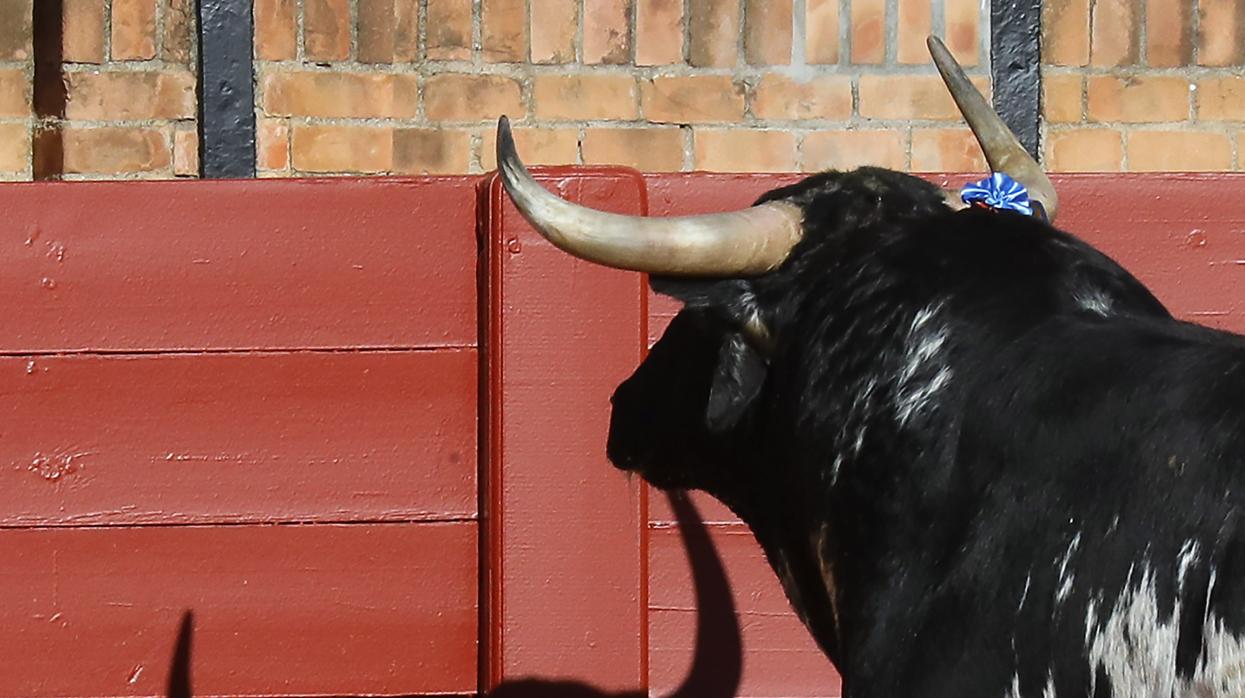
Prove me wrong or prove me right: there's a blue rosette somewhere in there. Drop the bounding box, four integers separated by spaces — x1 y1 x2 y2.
960 172 1034 216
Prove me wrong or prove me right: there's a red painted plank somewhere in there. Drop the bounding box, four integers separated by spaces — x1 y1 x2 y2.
482 168 648 692
0 350 476 526
0 522 477 697
649 522 841 698
0 178 477 353
1055 174 1245 334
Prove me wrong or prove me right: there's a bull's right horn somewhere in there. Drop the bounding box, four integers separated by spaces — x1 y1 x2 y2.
495 116 805 276
927 36 1059 222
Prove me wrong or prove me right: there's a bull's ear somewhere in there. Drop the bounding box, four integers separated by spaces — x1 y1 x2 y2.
651 276 771 431
705 332 767 432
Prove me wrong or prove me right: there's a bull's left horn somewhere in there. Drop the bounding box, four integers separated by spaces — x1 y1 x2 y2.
495 116 804 276
927 36 1059 222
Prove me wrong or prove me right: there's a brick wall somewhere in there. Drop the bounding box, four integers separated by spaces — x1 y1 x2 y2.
3 0 198 180
1043 0 1245 171
5 0 1244 179
253 0 990 177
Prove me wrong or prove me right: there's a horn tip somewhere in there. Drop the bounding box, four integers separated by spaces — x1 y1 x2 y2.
496 115 517 172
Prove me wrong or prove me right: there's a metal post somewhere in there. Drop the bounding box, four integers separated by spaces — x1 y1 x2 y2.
196 0 256 178
990 0 1043 160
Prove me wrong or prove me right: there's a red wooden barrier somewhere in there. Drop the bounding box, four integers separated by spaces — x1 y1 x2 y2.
0 170 1241 697
0 178 481 696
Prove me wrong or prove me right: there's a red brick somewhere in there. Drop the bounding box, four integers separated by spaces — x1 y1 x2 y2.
62 127 171 175
358 0 397 63
305 0 351 61
255 0 297 61
802 130 906 171
1042 0 1090 66
355 0 419 62
744 0 792 65
479 126 580 170
534 74 639 120
859 74 990 120
1045 128 1123 172
163 0 194 64
393 0 420 61
643 75 744 123
911 128 987 171
1043 73 1084 123
1086 75 1190 123
427 0 472 60
0 0 30 61
0 122 29 174
291 125 394 173
1197 77 1245 121
805 0 839 64
688 0 740 67
1127 130 1232 171
110 0 156 60
694 128 796 172
262 72 420 119
424 74 525 122
482 0 528 62
896 0 932 64
1197 0 1244 66
531 0 578 63
851 0 885 63
63 0 105 63
636 0 684 65
65 70 196 120
946 0 980 65
1146 0 1192 67
173 127 198 177
0 68 30 117
1090 0 1138 67
393 128 472 174
582 127 684 171
584 0 631 64
751 74 851 120
257 118 290 172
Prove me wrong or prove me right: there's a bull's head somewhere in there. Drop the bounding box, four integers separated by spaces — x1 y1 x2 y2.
496 38 1055 513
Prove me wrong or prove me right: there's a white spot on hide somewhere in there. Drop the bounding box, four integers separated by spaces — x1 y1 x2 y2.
1075 288 1113 317
1056 533 1082 607
1178 540 1200 593
1086 561 1245 697
895 303 952 428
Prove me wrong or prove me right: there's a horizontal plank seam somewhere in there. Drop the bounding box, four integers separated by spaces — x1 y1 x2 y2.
0 515 480 531
0 344 478 358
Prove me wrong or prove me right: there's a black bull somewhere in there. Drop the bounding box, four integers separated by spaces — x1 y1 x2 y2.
607 169 1245 697
497 45 1245 698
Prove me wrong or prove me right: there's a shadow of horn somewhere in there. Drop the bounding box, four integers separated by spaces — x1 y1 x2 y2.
166 610 194 698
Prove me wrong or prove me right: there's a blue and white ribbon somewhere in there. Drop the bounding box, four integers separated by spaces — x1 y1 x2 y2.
960 172 1033 216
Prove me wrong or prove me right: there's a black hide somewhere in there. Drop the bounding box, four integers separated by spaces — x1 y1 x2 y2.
607 167 1245 698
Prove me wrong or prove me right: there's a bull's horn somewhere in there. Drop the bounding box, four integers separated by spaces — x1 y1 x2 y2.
495 116 804 275
927 36 1059 222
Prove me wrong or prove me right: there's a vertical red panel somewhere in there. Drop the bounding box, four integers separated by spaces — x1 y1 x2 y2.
481 168 649 693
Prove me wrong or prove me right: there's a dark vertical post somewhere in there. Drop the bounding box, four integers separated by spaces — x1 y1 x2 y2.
31 0 65 180
196 0 256 178
990 0 1043 159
